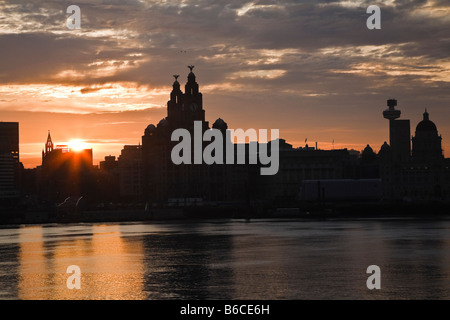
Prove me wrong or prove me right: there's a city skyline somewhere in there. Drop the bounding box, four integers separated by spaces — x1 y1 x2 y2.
8 79 447 169
1 0 449 168
3 0 450 304
3 66 447 212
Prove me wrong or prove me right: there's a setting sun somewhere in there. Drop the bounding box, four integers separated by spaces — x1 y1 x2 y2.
68 139 89 152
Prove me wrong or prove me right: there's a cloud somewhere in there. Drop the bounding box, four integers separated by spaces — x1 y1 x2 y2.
1 0 449 87
0 0 449 165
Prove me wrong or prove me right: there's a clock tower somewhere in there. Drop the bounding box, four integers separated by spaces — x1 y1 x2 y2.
166 65 208 132
183 65 206 126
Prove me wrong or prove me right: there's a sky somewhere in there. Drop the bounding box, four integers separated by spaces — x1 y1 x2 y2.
0 0 449 168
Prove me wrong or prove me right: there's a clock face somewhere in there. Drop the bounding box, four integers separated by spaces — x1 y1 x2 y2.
190 103 198 111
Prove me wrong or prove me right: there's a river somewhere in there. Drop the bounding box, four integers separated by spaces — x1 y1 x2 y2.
0 218 449 299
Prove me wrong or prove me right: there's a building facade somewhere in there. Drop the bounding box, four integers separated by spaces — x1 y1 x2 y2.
39 131 94 202
379 100 450 200
118 145 143 200
0 122 20 200
142 67 231 205
140 70 363 207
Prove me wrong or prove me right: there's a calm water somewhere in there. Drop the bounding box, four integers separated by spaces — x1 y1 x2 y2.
0 218 449 300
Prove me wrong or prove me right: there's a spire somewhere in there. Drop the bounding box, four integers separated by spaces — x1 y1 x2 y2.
45 130 54 154
172 74 180 90
187 65 196 81
170 74 182 104
185 65 199 95
423 108 429 121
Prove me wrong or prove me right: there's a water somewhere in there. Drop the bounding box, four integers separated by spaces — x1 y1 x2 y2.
0 218 449 300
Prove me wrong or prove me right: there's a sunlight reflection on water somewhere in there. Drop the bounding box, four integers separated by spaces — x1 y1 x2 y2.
0 218 449 299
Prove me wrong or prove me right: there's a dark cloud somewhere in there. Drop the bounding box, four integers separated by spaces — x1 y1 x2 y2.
1 0 449 85
0 32 143 85
1 0 449 164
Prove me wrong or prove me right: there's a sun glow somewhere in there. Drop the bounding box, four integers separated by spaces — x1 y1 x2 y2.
68 139 89 152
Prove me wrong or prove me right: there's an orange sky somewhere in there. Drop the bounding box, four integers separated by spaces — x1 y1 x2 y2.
1 1 449 168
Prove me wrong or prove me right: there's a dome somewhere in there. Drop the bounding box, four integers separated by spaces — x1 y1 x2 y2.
363 144 374 154
187 72 195 81
172 75 180 88
379 141 391 152
145 124 156 135
361 144 377 163
378 142 391 158
416 110 437 133
187 65 196 80
212 118 227 130
157 118 168 128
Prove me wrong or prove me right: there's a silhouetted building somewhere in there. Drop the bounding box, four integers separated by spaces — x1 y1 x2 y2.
0 122 19 165
0 122 20 199
118 145 143 200
100 155 118 172
95 155 120 202
412 110 443 163
142 67 219 205
140 68 374 209
139 70 450 209
383 99 411 163
379 101 450 200
300 179 382 202
259 141 359 203
360 144 380 179
0 154 18 200
39 131 94 202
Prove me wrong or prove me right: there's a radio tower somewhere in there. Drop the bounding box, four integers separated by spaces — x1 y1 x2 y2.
383 98 400 121
382 98 411 163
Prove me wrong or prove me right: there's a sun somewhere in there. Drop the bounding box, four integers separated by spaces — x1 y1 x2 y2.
68 139 89 152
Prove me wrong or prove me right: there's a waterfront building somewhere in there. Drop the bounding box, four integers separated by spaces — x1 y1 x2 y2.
0 122 20 200
379 101 450 200
118 145 143 200
39 131 94 202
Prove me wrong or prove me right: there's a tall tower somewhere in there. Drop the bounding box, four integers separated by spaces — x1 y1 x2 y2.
45 130 54 154
182 65 208 131
0 122 20 191
167 74 183 127
184 65 204 121
0 122 19 164
382 99 410 163
383 98 401 121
